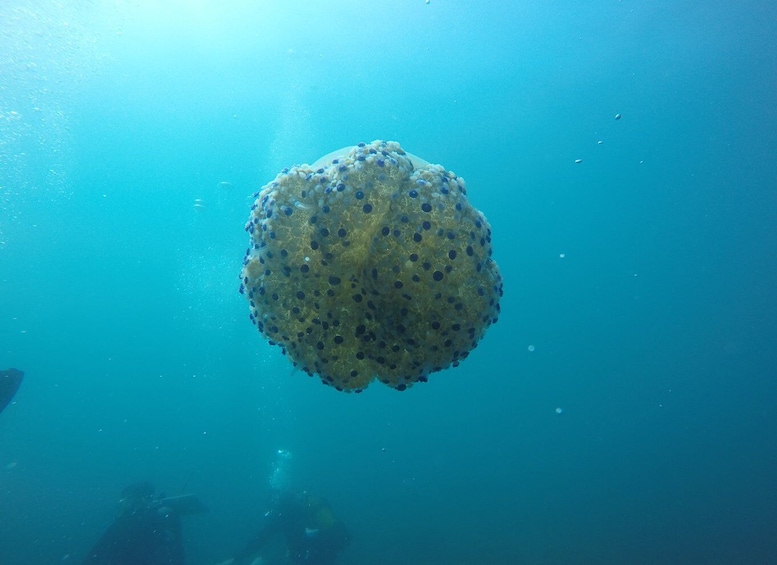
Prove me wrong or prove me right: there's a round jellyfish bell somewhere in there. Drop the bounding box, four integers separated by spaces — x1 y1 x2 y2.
240 140 503 392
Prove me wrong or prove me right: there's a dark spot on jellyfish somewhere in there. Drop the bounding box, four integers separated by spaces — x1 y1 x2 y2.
334 335 344 344
352 294 363 303
422 203 432 213
377 159 385 167
317 341 325 350
266 209 273 218
337 183 345 192
452 323 461 331
358 142 366 147
355 324 366 336
320 228 330 237
409 190 418 198
284 207 293 216
355 191 364 199
392 265 400 274
310 241 319 250
475 220 482 229
363 203 373 213
309 215 318 224
356 155 366 162
338 164 347 172
448 250 457 260
400 215 409 223
322 205 330 213
455 203 462 211
433 271 444 281
412 274 421 282
338 228 347 237
328 275 341 285
447 232 456 240
409 253 418 262
394 280 404 289
371 268 378 279
381 226 390 236
327 289 334 297
445 265 453 273
413 233 422 243
393 229 401 237
271 293 279 301
281 249 288 257
396 383 407 391
422 221 431 230
316 168 324 174
422 262 432 271
296 291 305 300
466 245 474 256
356 351 365 360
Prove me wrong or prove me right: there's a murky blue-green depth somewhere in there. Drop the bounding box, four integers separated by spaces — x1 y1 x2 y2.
1 1 776 563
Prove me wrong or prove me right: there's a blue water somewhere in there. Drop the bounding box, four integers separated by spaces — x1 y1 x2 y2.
1 1 776 563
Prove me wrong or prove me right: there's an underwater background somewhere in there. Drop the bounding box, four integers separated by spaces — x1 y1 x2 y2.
1 1 776 563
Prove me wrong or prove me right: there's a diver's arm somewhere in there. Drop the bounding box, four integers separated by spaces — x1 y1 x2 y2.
231 526 273 565
82 518 125 565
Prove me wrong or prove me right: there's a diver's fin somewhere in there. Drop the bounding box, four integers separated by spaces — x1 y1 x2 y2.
0 368 23 415
159 494 208 515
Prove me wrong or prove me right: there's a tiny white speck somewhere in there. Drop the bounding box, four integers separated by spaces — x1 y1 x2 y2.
597 140 603 145
574 159 583 164
555 407 564 414
528 345 535 352
559 253 565 259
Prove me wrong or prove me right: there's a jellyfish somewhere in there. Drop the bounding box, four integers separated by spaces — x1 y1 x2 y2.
240 140 502 392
